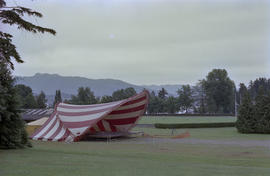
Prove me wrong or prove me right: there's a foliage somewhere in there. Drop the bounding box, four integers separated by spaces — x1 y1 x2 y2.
177 85 193 113
69 87 97 105
112 87 136 101
165 96 179 114
0 0 56 69
248 78 270 99
155 122 235 129
158 88 168 99
53 90 62 107
147 91 161 114
100 95 113 103
147 88 179 114
0 0 55 148
14 84 37 109
36 91 47 108
236 80 270 134
0 62 31 148
201 69 235 113
192 82 206 114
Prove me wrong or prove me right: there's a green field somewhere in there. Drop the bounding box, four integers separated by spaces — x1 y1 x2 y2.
139 116 237 124
1 116 270 176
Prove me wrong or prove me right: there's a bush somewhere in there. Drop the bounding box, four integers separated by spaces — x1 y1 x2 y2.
155 122 235 129
236 87 270 134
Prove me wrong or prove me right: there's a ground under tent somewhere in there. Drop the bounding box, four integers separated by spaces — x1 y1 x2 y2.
27 117 49 136
30 90 149 142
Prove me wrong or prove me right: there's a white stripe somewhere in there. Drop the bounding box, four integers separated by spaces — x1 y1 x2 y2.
105 111 142 120
115 124 133 132
38 110 46 115
45 109 54 115
58 111 107 122
69 127 88 136
58 101 122 108
117 100 147 110
102 120 111 132
65 135 74 142
42 120 60 140
32 109 40 114
57 102 121 113
53 127 66 141
32 114 57 140
27 109 36 115
32 109 43 115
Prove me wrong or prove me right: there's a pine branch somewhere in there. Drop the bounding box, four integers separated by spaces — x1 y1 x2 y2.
0 32 23 69
1 6 43 17
0 10 56 35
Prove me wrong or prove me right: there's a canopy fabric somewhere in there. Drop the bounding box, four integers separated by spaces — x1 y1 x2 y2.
28 117 49 126
30 90 149 142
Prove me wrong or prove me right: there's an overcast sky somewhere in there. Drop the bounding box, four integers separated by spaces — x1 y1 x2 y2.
8 0 270 86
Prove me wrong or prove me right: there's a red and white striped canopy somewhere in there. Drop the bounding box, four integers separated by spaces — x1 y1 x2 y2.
30 90 149 142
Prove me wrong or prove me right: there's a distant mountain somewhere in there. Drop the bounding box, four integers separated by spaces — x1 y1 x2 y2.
15 73 182 105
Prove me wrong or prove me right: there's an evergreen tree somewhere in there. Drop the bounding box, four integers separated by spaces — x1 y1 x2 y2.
0 0 56 69
36 91 47 108
236 82 270 134
177 85 194 113
158 88 168 99
0 0 55 148
0 62 31 148
165 96 178 114
53 90 62 107
253 87 270 133
193 82 206 114
236 91 255 133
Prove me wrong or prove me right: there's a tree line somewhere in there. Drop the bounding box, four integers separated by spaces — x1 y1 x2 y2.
14 85 138 109
15 69 238 115
148 69 235 114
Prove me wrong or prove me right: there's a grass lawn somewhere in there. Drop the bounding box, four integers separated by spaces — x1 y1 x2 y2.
1 139 270 176
139 116 237 124
1 116 270 176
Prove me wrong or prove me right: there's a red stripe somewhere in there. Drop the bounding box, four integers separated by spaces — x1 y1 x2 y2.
105 116 138 125
30 112 56 139
97 121 105 131
48 121 64 141
37 118 58 140
89 127 96 133
62 119 97 128
109 104 145 115
109 124 117 132
122 96 146 106
58 130 70 141
57 106 114 116
32 90 149 142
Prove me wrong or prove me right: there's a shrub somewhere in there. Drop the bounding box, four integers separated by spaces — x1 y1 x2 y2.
236 87 270 134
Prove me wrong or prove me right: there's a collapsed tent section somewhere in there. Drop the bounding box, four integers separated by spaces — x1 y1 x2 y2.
30 90 149 142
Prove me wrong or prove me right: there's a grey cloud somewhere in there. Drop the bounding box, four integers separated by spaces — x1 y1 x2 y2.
11 0 270 86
